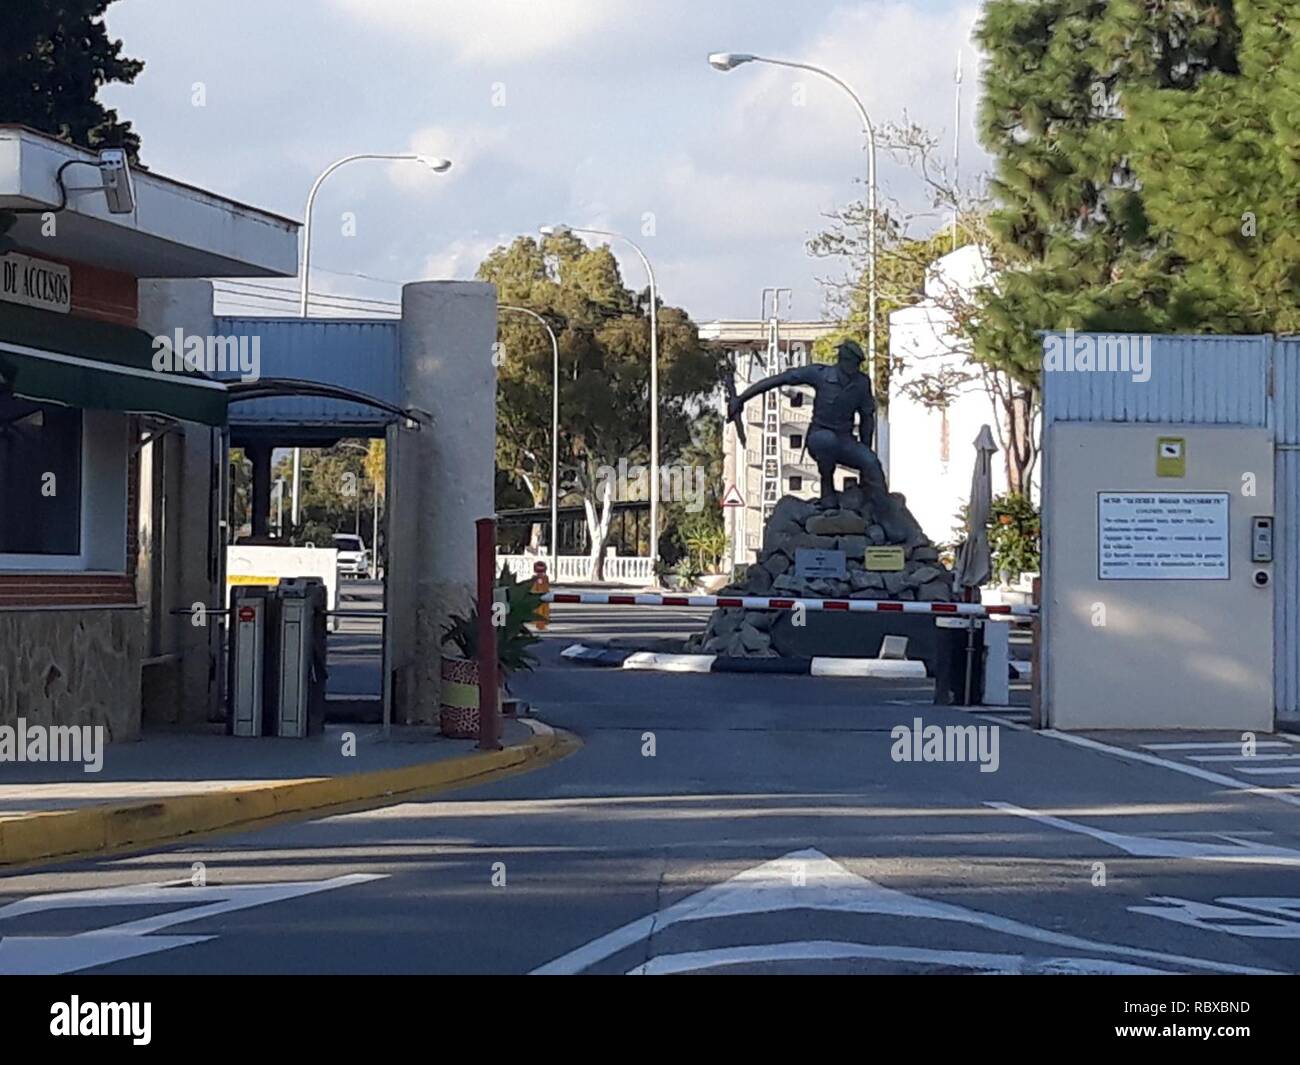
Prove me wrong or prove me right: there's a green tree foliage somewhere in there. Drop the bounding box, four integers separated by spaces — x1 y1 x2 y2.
1123 0 1300 332
988 491 1041 583
0 0 143 159
972 0 1259 384
662 411 725 567
478 235 724 574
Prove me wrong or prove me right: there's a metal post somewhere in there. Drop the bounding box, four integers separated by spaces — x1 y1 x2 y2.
476 517 501 750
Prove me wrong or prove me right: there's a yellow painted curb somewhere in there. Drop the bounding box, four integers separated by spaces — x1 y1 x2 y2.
0 725 570 868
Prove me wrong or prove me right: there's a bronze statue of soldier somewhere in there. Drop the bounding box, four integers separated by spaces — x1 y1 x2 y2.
726 339 925 547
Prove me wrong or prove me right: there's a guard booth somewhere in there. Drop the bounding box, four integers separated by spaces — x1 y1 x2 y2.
1040 334 1298 731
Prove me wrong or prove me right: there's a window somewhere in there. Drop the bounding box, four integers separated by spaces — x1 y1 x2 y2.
844 477 858 489
790 392 804 408
789 433 803 451
789 476 803 491
0 398 81 555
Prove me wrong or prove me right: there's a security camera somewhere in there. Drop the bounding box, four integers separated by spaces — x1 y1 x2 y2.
1253 569 1270 588
97 149 135 214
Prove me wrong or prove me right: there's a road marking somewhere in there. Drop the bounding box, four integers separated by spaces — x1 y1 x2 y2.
1143 741 1290 751
627 941 1172 975
530 848 1273 975
0 873 385 975
1187 753 1300 762
1131 897 1300 939
988 801 1300 865
1233 765 1300 776
1040 730 1300 809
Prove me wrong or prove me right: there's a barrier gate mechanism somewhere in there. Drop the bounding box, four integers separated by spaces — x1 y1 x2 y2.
228 578 328 737
540 590 1035 707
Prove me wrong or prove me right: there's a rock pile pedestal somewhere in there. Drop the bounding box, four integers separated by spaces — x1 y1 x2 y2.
686 488 954 658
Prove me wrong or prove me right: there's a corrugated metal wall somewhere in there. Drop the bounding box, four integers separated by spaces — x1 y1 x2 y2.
1042 333 1299 726
1273 340 1300 725
214 317 401 428
1043 334 1272 427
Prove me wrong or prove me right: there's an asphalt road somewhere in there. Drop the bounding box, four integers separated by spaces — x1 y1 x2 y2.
3 603 1300 976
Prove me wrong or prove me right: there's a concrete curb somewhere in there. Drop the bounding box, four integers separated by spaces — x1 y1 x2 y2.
0 720 567 868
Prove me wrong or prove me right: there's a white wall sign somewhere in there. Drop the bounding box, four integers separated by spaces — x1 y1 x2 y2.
0 253 71 314
1098 492 1229 580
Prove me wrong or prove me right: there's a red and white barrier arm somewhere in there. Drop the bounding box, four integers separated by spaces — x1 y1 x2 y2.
540 591 1037 619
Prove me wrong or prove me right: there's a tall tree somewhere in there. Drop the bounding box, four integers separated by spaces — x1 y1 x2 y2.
0 1 143 158
479 235 723 579
1123 0 1300 332
972 0 1244 377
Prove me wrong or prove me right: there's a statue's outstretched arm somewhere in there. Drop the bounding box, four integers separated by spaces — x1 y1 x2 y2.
729 367 809 421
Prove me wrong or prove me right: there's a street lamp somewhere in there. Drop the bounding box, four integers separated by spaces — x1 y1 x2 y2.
539 223 660 565
707 51 884 467
292 152 452 523
500 305 562 572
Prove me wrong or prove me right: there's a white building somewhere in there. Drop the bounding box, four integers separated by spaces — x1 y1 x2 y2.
886 244 1025 547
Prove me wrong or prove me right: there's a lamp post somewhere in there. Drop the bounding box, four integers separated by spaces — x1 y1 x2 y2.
539 223 660 565
500 304 561 573
707 52 885 468
292 152 452 524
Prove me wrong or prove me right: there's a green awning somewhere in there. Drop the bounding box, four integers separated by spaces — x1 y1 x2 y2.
0 302 229 426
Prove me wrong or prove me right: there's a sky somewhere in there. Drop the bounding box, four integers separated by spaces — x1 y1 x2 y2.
101 0 989 324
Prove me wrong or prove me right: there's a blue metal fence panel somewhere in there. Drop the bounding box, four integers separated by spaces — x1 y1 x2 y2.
214 317 400 427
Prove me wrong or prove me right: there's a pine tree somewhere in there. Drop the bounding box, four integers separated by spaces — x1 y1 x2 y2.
0 0 143 159
1124 0 1300 332
971 0 1243 384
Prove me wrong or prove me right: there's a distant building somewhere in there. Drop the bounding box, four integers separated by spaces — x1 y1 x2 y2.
699 319 841 570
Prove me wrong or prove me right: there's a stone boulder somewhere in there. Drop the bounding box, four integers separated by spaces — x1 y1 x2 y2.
689 490 955 656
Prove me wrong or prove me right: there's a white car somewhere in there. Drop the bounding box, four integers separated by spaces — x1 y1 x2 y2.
333 533 369 578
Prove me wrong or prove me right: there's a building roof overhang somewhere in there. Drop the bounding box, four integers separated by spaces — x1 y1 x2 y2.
0 126 298 278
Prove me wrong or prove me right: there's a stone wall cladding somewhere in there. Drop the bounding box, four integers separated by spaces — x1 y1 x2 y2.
0 607 144 740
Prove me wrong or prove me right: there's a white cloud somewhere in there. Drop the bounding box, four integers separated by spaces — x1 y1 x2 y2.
329 0 634 62
715 2 986 185
386 124 510 191
419 235 509 281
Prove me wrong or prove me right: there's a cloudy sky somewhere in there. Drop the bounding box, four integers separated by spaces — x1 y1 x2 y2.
102 0 988 323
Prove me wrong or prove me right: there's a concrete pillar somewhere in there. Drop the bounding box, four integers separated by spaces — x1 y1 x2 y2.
389 281 497 723
136 279 220 725
248 444 272 538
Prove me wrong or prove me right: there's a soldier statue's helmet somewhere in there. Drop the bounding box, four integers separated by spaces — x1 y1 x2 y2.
835 339 866 365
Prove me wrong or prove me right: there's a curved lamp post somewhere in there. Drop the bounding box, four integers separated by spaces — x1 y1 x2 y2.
707 51 884 467
500 304 561 573
540 223 660 565
290 152 452 525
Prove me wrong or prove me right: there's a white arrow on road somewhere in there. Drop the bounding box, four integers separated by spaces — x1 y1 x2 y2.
531 849 1275 975
0 873 386 975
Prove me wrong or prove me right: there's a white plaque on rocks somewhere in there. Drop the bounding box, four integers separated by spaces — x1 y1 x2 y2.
1098 492 1229 580
794 548 847 579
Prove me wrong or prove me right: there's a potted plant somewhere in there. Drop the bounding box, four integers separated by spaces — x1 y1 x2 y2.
439 566 543 738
